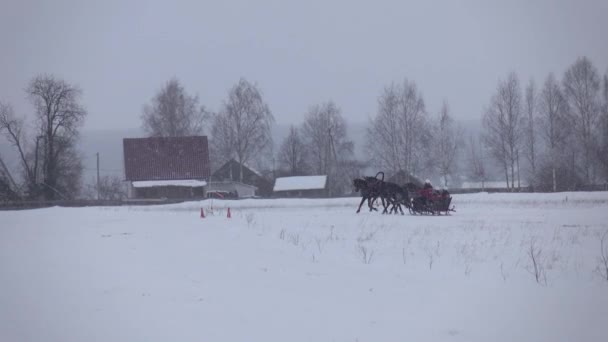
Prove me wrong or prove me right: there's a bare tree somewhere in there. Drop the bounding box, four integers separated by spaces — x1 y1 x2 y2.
0 142 19 201
0 103 24 191
433 101 460 187
1 76 87 200
523 79 538 184
211 78 274 182
0 175 19 201
278 125 308 176
366 79 429 178
562 57 601 184
467 135 487 190
596 72 608 180
141 78 208 137
482 72 523 190
538 73 571 192
301 101 354 195
1 102 40 195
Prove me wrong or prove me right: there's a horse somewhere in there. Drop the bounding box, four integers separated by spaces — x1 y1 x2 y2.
382 181 409 215
353 178 381 213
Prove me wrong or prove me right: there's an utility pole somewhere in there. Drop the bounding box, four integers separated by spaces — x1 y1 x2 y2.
96 152 100 200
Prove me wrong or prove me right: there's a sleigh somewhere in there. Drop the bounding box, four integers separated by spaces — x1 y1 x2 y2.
409 188 455 215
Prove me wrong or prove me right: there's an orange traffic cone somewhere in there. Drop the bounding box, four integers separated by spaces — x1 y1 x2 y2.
200 208 205 218
227 207 231 218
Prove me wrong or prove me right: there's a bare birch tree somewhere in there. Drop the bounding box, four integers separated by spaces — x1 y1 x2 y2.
467 135 487 190
523 79 538 184
538 73 571 192
597 72 608 180
482 72 523 190
366 79 429 178
433 101 460 187
562 57 601 184
211 78 274 182
301 101 354 195
141 78 208 137
278 125 308 176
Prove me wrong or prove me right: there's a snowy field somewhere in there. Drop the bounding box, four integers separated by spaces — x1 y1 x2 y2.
1 192 608 342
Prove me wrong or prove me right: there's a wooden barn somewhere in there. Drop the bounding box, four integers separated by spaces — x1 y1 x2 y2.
123 136 210 199
211 159 273 197
273 175 328 198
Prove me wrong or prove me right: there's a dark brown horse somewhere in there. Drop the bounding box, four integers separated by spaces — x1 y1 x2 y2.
353 178 381 213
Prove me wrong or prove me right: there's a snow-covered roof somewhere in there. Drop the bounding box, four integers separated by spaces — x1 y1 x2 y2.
460 181 528 189
243 162 262 177
273 175 327 192
132 180 207 188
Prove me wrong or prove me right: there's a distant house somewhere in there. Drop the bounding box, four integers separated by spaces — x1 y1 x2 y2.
211 159 273 197
273 175 328 198
123 136 210 199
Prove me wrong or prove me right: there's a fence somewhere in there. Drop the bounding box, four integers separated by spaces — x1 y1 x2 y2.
0 198 190 211
2 185 607 211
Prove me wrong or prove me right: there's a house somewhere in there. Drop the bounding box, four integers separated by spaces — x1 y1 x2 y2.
123 136 210 199
273 175 328 198
211 159 273 197
206 181 258 199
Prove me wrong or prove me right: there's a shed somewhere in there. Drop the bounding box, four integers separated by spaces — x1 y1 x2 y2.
273 175 328 198
211 159 273 197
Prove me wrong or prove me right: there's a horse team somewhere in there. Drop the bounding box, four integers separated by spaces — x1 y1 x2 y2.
353 172 454 215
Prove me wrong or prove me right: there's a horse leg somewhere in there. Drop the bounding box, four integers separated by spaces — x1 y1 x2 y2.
356 196 367 213
382 197 390 214
391 199 399 214
368 196 377 211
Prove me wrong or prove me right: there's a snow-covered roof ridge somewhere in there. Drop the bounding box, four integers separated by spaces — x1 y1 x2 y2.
242 161 262 177
132 179 207 188
273 175 327 192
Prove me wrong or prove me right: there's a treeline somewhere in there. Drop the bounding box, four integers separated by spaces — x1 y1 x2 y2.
478 57 608 192
274 56 608 193
1 56 607 200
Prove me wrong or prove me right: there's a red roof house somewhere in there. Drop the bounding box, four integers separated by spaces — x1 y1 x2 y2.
123 136 210 199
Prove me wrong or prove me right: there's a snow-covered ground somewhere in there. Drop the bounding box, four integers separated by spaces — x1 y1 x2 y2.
1 192 607 342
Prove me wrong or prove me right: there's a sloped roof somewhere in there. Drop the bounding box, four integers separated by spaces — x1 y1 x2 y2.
123 136 210 181
213 159 264 179
274 175 327 192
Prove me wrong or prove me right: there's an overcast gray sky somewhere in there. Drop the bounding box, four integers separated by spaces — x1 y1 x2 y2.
1 0 607 131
